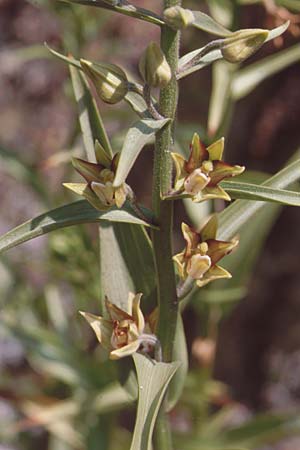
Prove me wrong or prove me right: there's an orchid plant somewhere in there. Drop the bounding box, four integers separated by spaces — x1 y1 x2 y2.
1 1 300 450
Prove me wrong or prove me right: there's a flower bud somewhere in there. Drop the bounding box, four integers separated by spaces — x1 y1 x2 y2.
80 59 128 104
139 42 172 89
221 29 269 63
163 6 195 30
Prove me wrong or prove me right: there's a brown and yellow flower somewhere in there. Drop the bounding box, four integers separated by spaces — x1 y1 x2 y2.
173 215 238 287
64 141 127 211
171 133 244 202
80 293 158 360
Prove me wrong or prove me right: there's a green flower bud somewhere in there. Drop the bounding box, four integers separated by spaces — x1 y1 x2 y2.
163 6 195 30
139 42 172 89
80 59 129 104
221 29 269 63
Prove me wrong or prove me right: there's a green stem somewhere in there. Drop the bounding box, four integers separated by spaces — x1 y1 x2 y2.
151 3 181 449
152 0 181 364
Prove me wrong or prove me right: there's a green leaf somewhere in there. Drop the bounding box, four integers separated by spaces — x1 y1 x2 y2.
178 47 223 79
220 179 300 205
232 42 300 100
69 65 113 159
45 44 81 69
60 0 165 26
166 314 188 411
208 59 234 136
191 10 232 36
124 90 151 118
99 221 156 312
99 223 135 311
113 118 170 187
0 200 157 255
218 154 300 240
113 223 156 311
130 354 180 450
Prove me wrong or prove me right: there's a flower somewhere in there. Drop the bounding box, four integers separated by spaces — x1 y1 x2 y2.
173 215 238 287
171 133 244 202
63 141 127 211
80 293 158 360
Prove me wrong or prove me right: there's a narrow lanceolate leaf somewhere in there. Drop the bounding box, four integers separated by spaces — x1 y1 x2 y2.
218 154 300 241
124 91 151 118
220 179 300 205
99 224 135 312
231 43 300 100
113 223 156 311
113 118 170 187
191 10 232 36
166 314 188 411
69 65 113 158
60 0 165 26
0 200 158 254
130 354 180 450
177 22 289 79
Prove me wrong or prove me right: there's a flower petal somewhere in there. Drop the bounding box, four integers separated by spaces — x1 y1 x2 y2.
184 169 210 195
79 311 113 350
109 340 140 360
131 293 145 334
196 264 232 287
186 133 208 171
95 140 112 168
91 181 115 206
105 298 133 322
114 185 127 208
201 185 231 201
207 137 224 161
181 222 200 256
72 157 103 183
200 214 218 241
64 182 111 211
209 161 245 185
173 251 186 278
206 238 239 265
171 152 187 191
187 254 211 279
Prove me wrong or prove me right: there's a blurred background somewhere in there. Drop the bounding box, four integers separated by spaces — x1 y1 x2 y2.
1 0 300 449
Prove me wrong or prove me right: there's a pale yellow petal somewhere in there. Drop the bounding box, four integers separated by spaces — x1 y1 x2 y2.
94 140 112 168
173 252 186 279
184 169 210 195
200 214 218 241
187 254 211 279
114 185 127 208
109 340 140 360
207 137 224 161
196 264 232 288
131 293 145 334
79 311 113 350
105 298 133 321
